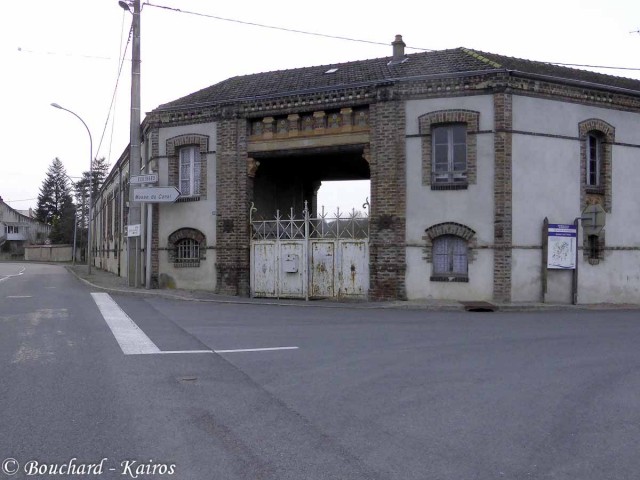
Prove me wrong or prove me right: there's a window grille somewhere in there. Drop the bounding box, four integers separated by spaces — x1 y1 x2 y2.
175 238 200 267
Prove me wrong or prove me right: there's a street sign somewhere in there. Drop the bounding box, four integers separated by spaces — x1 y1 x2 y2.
581 204 606 236
127 224 141 237
133 186 180 203
130 174 158 184
547 223 577 269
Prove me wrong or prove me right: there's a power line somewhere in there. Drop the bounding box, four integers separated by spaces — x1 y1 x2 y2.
143 2 640 73
143 2 434 52
94 17 133 164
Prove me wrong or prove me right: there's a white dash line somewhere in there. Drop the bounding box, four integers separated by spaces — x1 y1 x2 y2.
214 346 299 354
156 350 214 355
7 295 32 298
91 292 160 355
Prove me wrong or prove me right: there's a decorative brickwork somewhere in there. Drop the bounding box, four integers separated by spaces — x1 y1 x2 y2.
166 134 209 199
216 117 250 296
368 95 407 300
422 222 477 263
150 128 160 287
578 118 614 213
493 91 513 302
418 109 479 187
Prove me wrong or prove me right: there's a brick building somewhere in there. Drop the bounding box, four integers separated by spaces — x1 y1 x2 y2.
91 36 640 303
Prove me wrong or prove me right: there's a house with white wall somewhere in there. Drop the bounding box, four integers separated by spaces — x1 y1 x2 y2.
0 196 51 259
91 36 640 304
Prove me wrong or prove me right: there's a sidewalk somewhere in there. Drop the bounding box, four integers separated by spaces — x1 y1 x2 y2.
65 264 640 312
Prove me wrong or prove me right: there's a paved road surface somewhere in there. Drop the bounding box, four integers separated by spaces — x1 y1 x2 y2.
1 263 639 479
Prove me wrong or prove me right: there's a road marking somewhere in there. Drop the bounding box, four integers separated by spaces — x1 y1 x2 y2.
0 267 26 283
91 293 299 356
151 347 300 354
155 350 213 355
6 295 32 298
214 346 299 354
91 292 160 355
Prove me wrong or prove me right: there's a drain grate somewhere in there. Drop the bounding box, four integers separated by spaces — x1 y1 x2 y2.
460 301 498 312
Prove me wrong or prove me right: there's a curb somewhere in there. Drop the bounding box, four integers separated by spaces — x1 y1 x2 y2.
64 266 639 313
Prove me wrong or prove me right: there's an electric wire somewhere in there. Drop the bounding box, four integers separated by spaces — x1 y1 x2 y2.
143 1 640 73
94 17 133 166
142 1 434 52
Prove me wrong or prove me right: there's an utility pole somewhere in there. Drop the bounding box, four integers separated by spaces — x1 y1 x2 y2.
122 0 142 287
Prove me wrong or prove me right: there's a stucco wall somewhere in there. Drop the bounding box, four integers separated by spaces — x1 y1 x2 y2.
405 95 495 300
157 122 218 291
511 95 640 303
25 245 74 262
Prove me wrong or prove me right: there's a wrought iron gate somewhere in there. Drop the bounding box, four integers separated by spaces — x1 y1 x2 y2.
250 202 369 299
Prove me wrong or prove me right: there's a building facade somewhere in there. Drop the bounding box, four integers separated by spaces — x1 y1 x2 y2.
0 196 51 259
91 37 640 304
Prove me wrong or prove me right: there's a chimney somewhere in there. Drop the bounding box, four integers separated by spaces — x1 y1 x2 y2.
388 35 407 66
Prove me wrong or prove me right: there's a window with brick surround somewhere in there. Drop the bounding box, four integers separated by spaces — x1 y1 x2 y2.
168 227 206 268
179 146 201 197
419 110 479 190
423 222 476 283
578 119 614 211
166 134 209 201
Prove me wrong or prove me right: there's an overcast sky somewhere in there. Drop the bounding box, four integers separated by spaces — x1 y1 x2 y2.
1 0 639 215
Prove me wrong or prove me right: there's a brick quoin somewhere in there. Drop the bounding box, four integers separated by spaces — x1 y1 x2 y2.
369 94 407 300
493 90 513 302
216 116 250 296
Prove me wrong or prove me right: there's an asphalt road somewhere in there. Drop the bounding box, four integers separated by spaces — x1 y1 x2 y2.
1 263 640 479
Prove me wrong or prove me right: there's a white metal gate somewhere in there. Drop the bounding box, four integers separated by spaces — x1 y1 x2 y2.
250 202 369 299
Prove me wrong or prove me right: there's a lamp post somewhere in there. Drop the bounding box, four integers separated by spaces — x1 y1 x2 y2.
51 103 93 275
63 173 80 266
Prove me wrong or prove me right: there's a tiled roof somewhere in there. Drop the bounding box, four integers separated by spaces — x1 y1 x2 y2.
156 47 640 111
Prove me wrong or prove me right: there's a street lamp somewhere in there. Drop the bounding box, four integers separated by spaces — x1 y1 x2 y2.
51 103 93 275
63 173 80 266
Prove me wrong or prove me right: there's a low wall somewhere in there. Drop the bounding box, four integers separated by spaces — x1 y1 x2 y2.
24 245 76 262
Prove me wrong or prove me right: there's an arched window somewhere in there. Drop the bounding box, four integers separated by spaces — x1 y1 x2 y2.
168 228 206 267
433 235 468 277
423 222 475 282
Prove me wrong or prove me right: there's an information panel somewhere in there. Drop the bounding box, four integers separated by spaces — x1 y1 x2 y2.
547 223 577 269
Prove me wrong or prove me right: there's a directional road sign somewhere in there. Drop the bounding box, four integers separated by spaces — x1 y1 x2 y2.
130 174 158 184
133 186 180 203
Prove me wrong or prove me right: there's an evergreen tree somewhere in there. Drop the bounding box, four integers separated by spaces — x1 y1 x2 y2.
75 156 110 228
36 158 77 244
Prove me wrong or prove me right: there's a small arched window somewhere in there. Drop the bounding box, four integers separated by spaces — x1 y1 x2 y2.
432 235 468 277
168 227 206 267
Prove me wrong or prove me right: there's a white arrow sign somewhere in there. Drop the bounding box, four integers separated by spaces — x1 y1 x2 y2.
133 186 180 203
